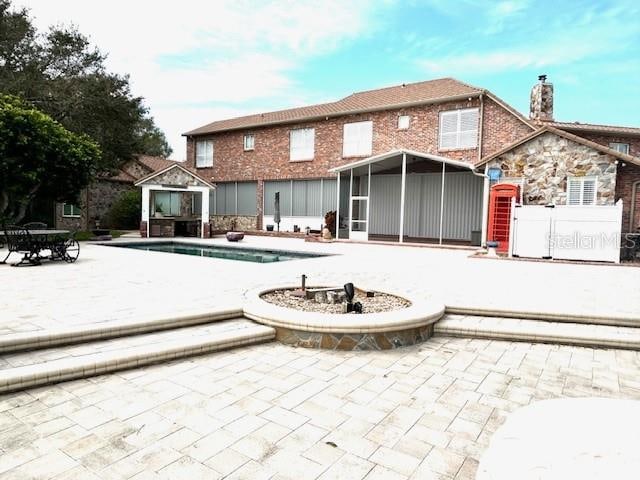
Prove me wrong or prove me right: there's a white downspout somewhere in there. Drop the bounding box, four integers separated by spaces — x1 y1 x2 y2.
439 162 445 245
473 166 490 247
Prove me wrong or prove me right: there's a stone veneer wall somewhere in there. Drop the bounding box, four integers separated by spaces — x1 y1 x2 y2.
487 132 617 205
56 180 135 230
275 324 434 350
210 215 258 231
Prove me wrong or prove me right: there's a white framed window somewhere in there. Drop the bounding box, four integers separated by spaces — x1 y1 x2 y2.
244 134 255 151
62 203 81 217
567 176 597 206
438 108 479 150
343 120 373 157
398 115 410 130
195 139 214 168
609 142 629 154
289 128 315 161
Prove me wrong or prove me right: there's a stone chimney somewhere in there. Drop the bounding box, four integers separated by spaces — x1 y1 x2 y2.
530 74 553 121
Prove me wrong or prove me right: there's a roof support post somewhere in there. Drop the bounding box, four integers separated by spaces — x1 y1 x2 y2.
439 161 445 245
141 185 150 238
335 172 340 239
399 153 407 243
481 164 490 247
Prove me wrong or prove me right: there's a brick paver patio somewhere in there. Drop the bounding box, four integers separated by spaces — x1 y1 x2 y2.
1 336 638 479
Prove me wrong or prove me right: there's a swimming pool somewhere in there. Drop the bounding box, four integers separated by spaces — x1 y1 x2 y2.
110 242 328 263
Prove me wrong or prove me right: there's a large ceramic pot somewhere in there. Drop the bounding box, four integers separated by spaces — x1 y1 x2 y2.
226 231 245 242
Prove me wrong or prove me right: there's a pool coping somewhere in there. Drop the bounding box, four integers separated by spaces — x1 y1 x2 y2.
98 239 335 261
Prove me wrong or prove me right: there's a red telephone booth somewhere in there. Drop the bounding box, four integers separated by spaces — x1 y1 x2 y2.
487 184 520 253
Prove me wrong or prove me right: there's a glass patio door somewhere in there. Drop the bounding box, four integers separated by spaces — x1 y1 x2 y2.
349 196 369 241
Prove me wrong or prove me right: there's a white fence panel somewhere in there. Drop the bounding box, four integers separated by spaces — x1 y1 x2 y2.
511 205 553 259
552 202 623 263
511 200 623 263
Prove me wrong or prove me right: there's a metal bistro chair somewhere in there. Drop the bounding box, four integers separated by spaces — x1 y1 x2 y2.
2 225 42 266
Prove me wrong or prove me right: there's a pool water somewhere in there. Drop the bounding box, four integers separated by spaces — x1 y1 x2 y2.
111 242 328 263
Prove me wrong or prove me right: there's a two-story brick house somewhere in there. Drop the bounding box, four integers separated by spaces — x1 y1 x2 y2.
177 76 640 245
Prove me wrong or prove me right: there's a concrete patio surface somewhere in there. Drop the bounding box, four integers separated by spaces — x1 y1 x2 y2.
1 236 638 335
0 336 639 479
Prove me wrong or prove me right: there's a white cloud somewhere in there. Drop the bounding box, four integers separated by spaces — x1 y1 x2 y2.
17 0 379 159
418 5 639 76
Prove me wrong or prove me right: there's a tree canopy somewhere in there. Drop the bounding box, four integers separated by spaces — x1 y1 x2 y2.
0 0 172 174
0 95 101 224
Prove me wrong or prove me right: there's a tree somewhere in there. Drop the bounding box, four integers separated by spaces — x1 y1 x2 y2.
0 0 172 173
0 95 101 224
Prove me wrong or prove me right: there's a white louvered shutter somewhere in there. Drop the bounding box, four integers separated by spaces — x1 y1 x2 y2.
459 109 479 148
582 178 597 205
567 178 582 205
343 121 373 157
439 111 458 149
290 128 314 160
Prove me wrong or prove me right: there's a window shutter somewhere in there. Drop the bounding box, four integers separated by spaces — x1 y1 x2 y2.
290 128 314 160
582 178 596 205
343 121 372 157
567 179 582 205
343 123 358 157
439 111 458 149
459 109 479 148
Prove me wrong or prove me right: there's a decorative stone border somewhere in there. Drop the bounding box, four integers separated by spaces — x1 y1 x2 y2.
243 286 444 350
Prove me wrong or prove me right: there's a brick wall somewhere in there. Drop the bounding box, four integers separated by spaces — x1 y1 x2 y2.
186 96 531 221
615 163 640 232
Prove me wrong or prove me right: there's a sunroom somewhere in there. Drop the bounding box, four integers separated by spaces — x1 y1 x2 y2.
330 149 488 245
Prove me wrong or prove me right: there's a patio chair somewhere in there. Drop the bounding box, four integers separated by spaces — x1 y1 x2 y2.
2 225 42 266
23 222 47 230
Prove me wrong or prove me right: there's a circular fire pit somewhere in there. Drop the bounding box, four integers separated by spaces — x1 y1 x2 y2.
244 285 444 351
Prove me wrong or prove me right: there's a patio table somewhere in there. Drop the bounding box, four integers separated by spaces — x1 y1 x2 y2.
3 229 79 265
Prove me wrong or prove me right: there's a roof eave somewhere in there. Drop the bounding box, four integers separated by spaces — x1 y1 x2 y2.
329 148 477 174
182 92 483 137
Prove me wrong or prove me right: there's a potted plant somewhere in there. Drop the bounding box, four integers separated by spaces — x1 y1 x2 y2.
266 224 274 231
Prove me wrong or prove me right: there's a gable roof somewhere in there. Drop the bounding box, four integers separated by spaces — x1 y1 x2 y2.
476 125 640 168
135 155 179 173
542 121 640 137
134 163 215 188
183 78 485 136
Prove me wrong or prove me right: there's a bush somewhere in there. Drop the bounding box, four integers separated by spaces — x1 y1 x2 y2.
105 189 141 229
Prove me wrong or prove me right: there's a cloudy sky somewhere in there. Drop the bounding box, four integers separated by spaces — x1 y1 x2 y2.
18 0 640 160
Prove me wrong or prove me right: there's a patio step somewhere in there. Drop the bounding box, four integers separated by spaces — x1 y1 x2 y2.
435 315 640 350
0 318 274 393
0 306 243 353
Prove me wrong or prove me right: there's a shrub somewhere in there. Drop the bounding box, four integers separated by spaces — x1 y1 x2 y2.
105 189 141 229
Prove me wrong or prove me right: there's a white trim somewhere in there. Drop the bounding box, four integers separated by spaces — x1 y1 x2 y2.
438 107 479 150
243 133 255 151
329 148 476 173
399 152 407 243
439 162 445 245
134 163 215 188
336 172 340 238
567 176 598 206
195 139 214 168
62 203 81 218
